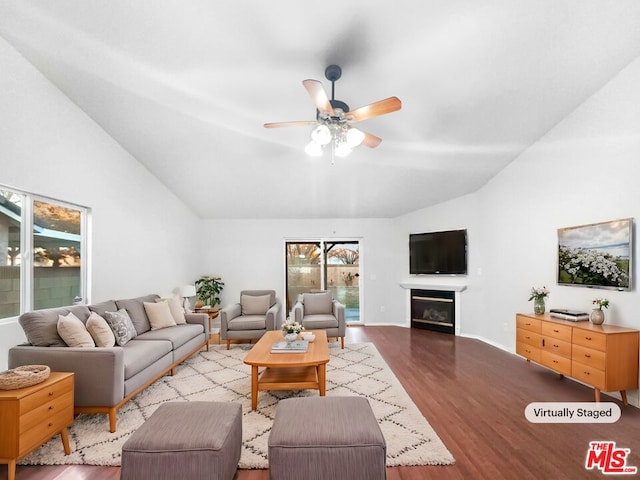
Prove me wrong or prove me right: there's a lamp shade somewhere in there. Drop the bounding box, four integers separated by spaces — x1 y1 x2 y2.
180 285 197 298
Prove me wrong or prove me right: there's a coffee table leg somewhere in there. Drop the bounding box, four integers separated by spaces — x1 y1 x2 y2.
318 364 326 396
251 365 259 410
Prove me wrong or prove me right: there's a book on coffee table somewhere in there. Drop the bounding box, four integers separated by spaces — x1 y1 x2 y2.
271 340 309 353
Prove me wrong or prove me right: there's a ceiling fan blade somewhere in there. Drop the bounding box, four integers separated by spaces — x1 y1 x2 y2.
362 132 382 148
264 120 317 128
302 79 334 116
347 96 402 123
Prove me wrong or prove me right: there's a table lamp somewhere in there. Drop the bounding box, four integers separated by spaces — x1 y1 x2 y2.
180 285 197 311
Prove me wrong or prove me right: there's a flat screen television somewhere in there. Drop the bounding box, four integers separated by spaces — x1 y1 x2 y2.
557 218 633 291
409 229 468 275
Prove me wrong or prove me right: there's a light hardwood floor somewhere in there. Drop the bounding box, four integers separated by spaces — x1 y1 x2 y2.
3 325 640 479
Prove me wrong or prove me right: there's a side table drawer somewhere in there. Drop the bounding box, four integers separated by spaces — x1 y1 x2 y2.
516 315 541 333
20 391 73 432
21 376 74 413
19 407 73 457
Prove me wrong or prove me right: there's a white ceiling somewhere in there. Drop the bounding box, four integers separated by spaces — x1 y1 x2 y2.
2 1 640 219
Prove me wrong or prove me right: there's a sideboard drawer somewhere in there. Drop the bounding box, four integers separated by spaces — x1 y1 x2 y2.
541 322 572 342
542 337 571 357
572 344 606 371
516 342 541 363
572 361 606 390
572 330 607 352
516 315 541 333
19 408 73 457
540 351 571 376
517 329 541 348
20 391 73 433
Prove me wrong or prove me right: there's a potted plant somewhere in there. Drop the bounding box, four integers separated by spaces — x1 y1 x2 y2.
194 276 224 309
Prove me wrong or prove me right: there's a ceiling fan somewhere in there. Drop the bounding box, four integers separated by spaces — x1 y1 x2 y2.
264 65 401 157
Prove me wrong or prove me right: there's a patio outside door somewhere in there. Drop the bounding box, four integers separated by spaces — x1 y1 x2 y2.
285 240 361 324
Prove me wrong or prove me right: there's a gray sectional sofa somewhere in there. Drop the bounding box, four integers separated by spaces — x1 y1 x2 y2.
8 294 208 432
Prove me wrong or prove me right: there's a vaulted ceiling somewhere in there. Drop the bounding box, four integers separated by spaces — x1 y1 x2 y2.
2 1 640 219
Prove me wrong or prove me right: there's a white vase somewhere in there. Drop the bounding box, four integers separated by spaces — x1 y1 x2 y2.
284 333 298 342
590 309 605 325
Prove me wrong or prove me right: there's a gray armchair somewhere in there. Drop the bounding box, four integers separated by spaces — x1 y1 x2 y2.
292 291 346 348
220 290 281 349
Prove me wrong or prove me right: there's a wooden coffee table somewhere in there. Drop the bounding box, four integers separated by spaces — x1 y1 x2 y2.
243 330 330 410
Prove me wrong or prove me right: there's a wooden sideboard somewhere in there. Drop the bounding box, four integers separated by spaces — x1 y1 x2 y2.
516 313 639 405
0 372 74 480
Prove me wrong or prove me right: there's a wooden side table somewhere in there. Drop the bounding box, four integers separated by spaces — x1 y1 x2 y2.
195 308 221 345
0 372 74 480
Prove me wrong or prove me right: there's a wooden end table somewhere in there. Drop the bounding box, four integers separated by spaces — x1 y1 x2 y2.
0 372 74 480
243 330 330 410
195 308 220 345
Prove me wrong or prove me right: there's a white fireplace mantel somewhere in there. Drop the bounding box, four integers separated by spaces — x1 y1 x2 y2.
399 281 467 292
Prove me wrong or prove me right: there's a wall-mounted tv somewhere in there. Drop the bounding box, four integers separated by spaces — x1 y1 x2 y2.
409 229 468 275
557 218 633 291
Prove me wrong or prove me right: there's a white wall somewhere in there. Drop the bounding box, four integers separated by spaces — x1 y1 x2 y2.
199 218 401 324
395 55 640 401
0 39 201 369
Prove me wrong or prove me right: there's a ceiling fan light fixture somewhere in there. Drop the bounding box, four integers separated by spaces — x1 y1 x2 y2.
311 124 331 145
334 142 352 158
346 127 366 148
304 140 323 157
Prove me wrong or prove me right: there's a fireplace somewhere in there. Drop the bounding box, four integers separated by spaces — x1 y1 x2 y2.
411 289 455 334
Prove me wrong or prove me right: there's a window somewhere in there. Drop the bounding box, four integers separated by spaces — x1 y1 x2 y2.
0 186 90 319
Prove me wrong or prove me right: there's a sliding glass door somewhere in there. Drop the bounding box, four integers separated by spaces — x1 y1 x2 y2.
285 240 361 324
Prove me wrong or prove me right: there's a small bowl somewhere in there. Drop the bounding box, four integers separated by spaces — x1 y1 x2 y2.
301 332 315 342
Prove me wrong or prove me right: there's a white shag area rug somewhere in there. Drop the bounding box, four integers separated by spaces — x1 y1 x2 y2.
20 342 455 468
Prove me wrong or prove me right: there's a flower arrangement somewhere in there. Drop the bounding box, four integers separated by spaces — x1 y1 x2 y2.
528 286 550 302
281 319 303 335
592 298 609 310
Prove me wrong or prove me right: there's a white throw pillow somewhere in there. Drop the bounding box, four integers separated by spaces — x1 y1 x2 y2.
156 295 186 324
57 312 95 348
144 300 177 330
86 311 116 347
241 294 271 315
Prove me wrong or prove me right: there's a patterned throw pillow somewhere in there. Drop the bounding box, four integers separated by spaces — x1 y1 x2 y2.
104 309 137 346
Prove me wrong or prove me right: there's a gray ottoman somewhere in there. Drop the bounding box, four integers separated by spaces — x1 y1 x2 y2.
268 397 386 480
121 401 242 480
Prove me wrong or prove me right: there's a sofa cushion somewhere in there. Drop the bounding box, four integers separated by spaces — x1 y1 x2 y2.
156 296 186 324
144 301 177 330
86 312 116 347
122 339 173 379
116 295 159 335
241 294 271 315
136 324 204 350
301 314 339 330
228 315 266 331
19 306 91 347
57 312 95 348
88 300 118 317
302 292 333 315
105 309 138 346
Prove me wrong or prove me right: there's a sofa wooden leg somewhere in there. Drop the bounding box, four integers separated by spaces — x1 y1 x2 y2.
226 340 231 350
109 408 117 433
341 336 344 349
